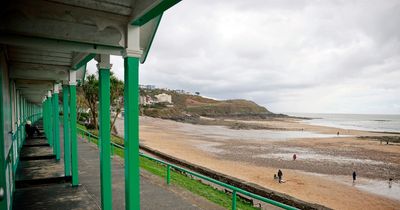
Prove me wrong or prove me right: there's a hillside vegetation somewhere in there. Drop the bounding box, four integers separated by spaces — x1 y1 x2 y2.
140 88 283 122
186 99 271 117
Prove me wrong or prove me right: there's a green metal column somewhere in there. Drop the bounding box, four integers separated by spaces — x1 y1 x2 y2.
62 85 71 176
26 100 28 120
43 99 48 143
23 98 26 143
19 95 22 143
47 95 54 147
53 88 61 161
49 95 54 148
23 98 26 126
99 67 112 210
42 101 45 133
22 98 24 123
16 90 20 148
0 60 9 210
18 93 22 146
124 56 140 210
44 99 48 141
70 84 79 186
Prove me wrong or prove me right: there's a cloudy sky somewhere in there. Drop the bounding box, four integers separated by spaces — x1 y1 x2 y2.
88 0 400 114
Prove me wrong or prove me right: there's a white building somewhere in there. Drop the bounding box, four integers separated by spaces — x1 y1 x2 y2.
155 93 172 104
140 95 154 105
139 84 156 90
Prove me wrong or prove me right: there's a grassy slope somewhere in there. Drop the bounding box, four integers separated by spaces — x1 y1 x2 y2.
186 99 270 117
77 124 258 210
141 88 272 119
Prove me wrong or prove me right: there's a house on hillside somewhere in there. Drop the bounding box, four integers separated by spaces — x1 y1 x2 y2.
140 95 155 105
155 93 172 104
139 84 156 90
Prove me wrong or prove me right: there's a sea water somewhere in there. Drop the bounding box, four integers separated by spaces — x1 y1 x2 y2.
287 113 400 133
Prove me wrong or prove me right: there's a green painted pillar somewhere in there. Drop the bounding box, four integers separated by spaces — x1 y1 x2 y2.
46 94 54 147
44 99 48 141
23 98 26 143
19 95 22 143
22 98 23 120
62 85 71 176
124 56 140 210
53 85 61 161
16 90 20 148
99 64 112 210
43 100 48 141
44 100 47 141
49 95 54 148
42 101 45 131
0 61 9 210
19 93 23 146
26 100 28 119
70 84 79 186
23 98 26 126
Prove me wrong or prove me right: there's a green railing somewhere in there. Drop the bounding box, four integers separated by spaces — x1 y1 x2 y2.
8 113 42 172
5 113 42 210
77 127 298 210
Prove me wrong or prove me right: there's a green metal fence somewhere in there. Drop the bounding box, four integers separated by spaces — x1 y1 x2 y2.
5 113 42 210
76 127 299 210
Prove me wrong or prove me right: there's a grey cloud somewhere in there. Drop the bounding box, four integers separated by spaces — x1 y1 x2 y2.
88 0 400 114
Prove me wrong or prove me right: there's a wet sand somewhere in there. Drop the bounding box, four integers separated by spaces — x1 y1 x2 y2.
134 117 400 209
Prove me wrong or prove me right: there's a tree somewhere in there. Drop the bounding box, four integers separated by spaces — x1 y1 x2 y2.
110 73 124 134
76 87 88 121
82 74 99 129
81 72 124 133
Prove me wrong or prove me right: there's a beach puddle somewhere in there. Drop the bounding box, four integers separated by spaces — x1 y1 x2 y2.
355 179 400 201
176 123 349 141
260 152 387 166
305 172 400 201
196 142 226 154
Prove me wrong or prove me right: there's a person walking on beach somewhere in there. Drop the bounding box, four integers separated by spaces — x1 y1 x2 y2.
337 131 340 136
389 178 393 188
277 169 283 183
293 153 297 161
352 171 357 183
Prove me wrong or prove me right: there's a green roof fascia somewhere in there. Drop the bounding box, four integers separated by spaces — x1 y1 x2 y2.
72 53 95 70
131 0 181 26
140 14 163 64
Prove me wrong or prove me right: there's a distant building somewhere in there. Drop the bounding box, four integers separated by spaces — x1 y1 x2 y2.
174 89 185 94
140 95 154 105
139 84 156 90
155 93 172 104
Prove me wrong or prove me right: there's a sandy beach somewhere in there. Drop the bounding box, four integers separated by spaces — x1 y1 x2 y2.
126 116 400 209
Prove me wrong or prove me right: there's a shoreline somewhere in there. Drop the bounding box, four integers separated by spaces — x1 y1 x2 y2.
116 116 400 209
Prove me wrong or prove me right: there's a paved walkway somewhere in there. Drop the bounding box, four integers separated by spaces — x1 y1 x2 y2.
78 135 222 210
13 119 222 209
14 121 99 209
